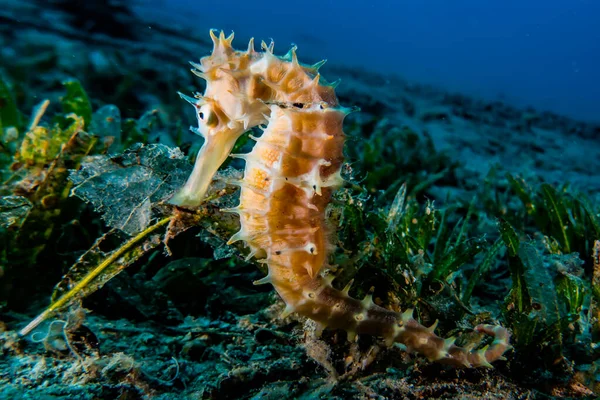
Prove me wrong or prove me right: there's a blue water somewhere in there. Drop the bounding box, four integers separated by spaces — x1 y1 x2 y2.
141 0 599 122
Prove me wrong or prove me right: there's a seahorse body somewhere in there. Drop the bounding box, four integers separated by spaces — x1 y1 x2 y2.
172 30 511 368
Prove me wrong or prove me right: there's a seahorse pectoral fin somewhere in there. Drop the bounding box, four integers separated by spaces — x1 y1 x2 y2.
170 131 242 207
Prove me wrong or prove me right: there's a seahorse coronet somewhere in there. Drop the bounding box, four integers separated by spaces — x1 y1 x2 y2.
172 30 512 368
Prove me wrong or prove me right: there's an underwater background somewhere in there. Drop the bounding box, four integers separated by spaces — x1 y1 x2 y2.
1 0 600 399
138 0 600 122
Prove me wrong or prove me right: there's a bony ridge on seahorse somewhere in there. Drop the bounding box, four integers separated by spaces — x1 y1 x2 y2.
171 29 511 368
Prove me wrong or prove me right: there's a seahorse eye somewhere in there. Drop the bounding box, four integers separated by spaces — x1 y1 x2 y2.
195 104 220 136
197 104 211 125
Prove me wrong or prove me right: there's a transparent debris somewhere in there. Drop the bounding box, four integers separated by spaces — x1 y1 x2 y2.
70 143 191 235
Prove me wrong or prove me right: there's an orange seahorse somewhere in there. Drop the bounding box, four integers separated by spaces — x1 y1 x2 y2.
171 30 511 368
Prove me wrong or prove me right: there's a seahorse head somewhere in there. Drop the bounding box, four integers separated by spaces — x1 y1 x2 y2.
170 30 338 207
170 30 268 207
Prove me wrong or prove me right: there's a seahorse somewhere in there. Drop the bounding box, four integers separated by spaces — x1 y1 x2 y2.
171 30 511 368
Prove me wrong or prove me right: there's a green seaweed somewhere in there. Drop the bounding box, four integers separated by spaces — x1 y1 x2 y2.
555 272 588 315
19 217 172 336
61 79 93 129
540 183 572 253
506 173 599 263
462 237 503 303
519 242 561 326
499 216 595 383
0 75 22 131
499 217 520 257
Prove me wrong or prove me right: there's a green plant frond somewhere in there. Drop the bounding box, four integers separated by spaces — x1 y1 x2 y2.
61 79 92 129
19 216 172 337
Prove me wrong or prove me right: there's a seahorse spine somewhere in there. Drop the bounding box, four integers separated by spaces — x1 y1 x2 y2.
173 30 511 368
